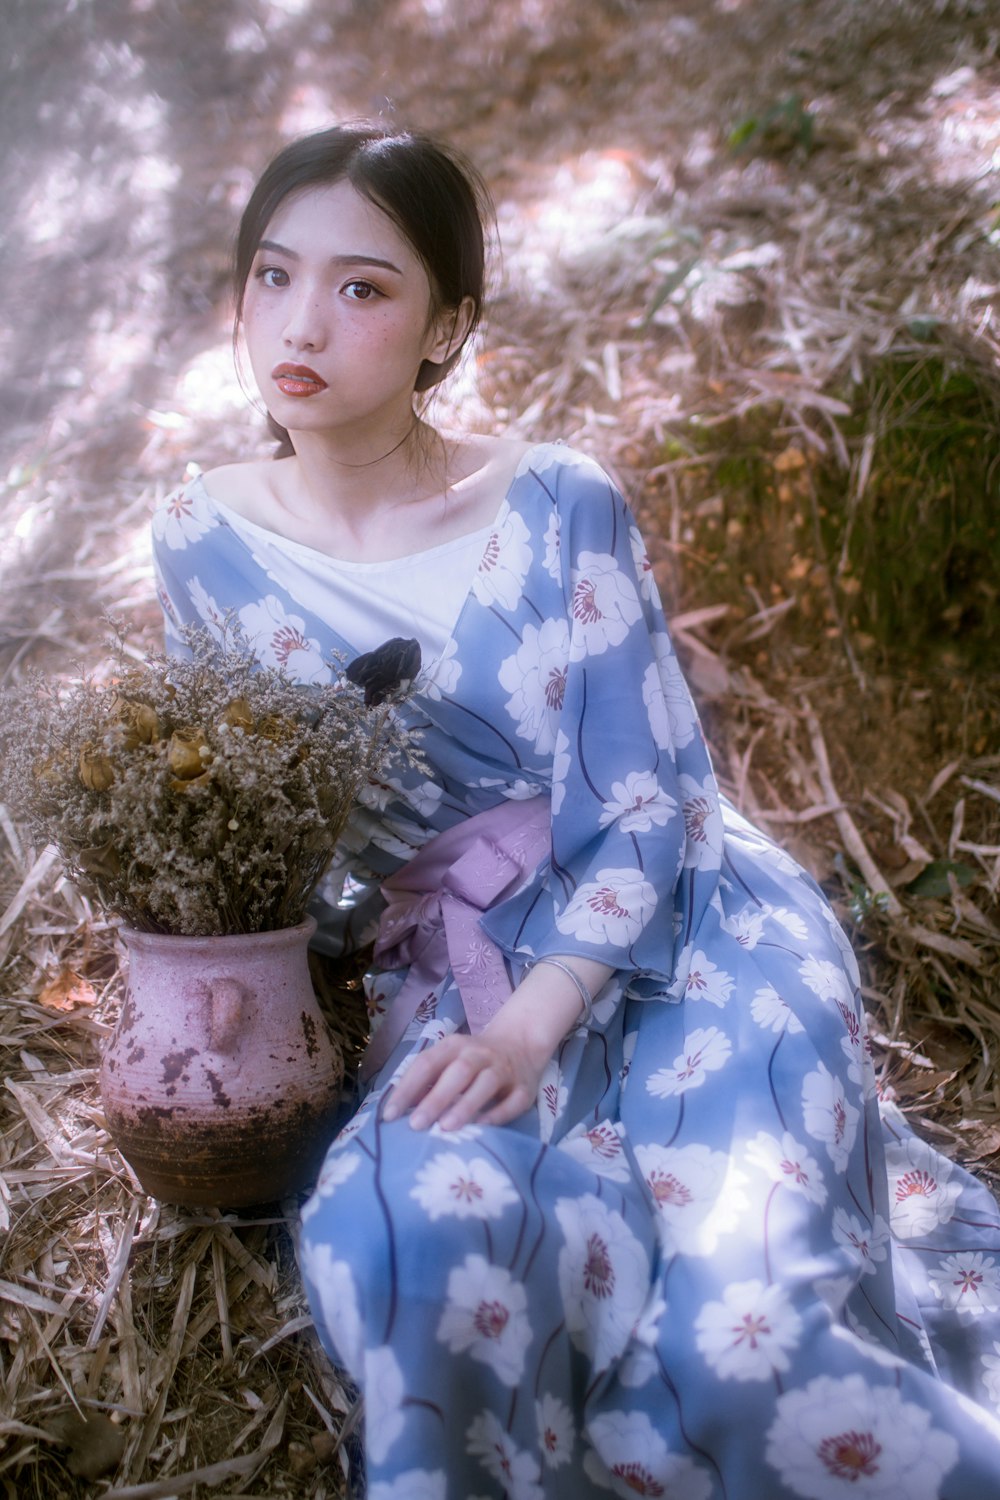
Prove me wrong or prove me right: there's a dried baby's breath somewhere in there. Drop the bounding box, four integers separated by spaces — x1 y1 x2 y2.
0 624 416 935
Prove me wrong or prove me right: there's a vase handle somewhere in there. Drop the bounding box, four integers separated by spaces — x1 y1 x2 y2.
208 977 247 1054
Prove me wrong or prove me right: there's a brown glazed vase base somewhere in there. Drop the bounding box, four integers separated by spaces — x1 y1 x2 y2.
103 1090 344 1208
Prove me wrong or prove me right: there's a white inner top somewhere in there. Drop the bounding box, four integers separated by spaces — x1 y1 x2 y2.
216 498 492 657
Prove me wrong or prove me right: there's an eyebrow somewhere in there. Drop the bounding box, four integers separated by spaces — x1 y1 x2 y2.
256 240 404 274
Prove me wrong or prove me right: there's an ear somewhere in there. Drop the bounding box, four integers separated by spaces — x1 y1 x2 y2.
416 297 477 393
424 296 476 365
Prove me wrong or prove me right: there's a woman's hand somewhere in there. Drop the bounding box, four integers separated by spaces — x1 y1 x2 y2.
380 953 613 1131
381 1028 549 1132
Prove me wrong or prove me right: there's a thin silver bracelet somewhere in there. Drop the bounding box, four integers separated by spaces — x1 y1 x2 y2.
532 956 594 1029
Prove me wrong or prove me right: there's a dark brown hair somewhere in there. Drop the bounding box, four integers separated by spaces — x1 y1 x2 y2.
234 123 491 450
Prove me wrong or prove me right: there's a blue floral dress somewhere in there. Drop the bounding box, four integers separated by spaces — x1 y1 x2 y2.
153 444 1000 1500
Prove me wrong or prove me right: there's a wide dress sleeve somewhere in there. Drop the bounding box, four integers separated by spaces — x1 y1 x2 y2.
480 448 724 998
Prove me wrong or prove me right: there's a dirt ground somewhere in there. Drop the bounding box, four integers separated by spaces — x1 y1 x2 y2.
1 0 999 1493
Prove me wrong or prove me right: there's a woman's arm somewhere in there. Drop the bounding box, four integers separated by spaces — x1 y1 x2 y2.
382 954 613 1131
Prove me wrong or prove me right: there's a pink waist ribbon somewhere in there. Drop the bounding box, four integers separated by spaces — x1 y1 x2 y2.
359 795 551 1081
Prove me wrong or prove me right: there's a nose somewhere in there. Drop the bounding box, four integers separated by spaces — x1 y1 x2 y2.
281 281 326 353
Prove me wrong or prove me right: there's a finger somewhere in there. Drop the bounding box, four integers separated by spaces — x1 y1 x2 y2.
479 1084 534 1127
383 1038 462 1119
410 1056 498 1131
438 1069 509 1132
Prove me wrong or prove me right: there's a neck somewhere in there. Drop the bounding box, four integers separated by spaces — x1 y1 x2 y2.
290 417 425 510
288 415 439 520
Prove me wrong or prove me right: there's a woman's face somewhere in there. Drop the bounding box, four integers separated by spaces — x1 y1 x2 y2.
241 179 453 441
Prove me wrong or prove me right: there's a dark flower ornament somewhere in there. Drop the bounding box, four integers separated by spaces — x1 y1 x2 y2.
346 637 422 707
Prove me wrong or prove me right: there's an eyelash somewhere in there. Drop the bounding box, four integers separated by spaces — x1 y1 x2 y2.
253 267 383 301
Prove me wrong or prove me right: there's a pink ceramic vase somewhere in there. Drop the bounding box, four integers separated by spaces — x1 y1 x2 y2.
100 917 344 1207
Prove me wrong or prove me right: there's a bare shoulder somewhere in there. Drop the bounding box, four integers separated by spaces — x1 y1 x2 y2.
198 460 287 525
447 434 535 496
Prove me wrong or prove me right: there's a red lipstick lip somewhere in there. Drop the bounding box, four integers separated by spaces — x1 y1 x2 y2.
271 362 328 395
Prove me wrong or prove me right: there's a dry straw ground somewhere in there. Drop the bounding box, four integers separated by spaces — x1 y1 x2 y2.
1 0 999 1494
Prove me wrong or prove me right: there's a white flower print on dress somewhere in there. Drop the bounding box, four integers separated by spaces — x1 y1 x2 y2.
554 1193 650 1371
557 1120 631 1182
466 1409 544 1500
556 867 657 947
476 775 543 801
515 442 598 479
750 982 804 1034
420 637 462 700
598 770 678 833
679 774 724 871
152 484 218 550
300 1152 361 1223
646 1025 732 1098
410 1152 519 1221
360 775 444 822
427 1121 483 1143
537 1057 568 1142
364 1345 406 1465
567 551 642 660
721 904 767 950
832 1209 890 1277
884 1134 963 1240
643 632 699 752
186 576 226 639
298 1243 363 1376
498 617 570 754
682 949 735 1007
928 1253 1000 1317
436 1255 532 1386
982 1342 1000 1409
543 510 561 580
799 956 856 1009
619 1292 667 1389
369 1472 446 1500
550 728 571 816
746 1131 829 1207
769 905 810 942
695 1278 803 1381
238 595 329 683
765 1372 959 1500
535 1392 574 1470
820 901 864 989
801 1062 860 1174
635 1141 749 1257
837 1001 868 1089
629 525 659 602
471 502 532 611
584 1410 712 1500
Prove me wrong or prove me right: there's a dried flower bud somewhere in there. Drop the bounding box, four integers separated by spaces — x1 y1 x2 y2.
169 770 213 793
220 698 253 733
346 636 421 707
79 743 115 791
168 728 212 780
112 696 159 749
34 750 71 787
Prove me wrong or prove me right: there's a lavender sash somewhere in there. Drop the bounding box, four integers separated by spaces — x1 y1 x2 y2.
359 796 551 1080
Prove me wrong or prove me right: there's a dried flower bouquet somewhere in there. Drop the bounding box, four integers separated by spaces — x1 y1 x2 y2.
0 626 419 936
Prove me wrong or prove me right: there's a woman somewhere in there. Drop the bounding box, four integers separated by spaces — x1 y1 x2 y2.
153 124 1000 1499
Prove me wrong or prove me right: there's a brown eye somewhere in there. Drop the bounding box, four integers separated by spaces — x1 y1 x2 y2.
344 280 378 301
